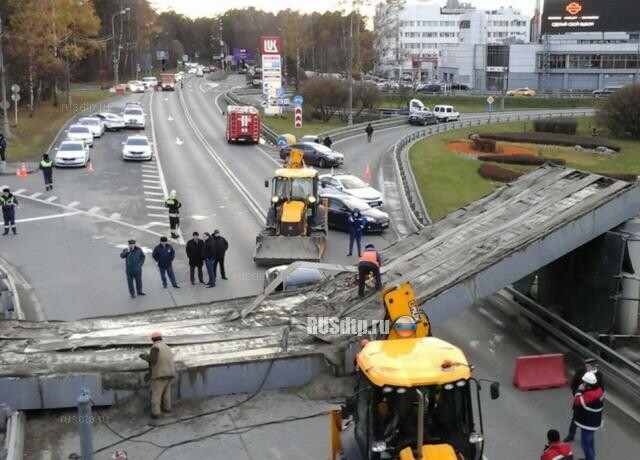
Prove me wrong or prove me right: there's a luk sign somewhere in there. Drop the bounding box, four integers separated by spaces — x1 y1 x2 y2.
260 36 282 55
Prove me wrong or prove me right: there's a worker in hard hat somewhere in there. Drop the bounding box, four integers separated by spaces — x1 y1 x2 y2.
357 244 382 298
573 371 604 460
164 190 182 239
139 331 176 418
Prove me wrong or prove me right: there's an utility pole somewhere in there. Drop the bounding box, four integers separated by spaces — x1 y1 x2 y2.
0 13 11 138
347 6 354 126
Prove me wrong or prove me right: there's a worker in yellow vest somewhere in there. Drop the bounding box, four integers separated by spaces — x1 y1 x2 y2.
39 154 54 191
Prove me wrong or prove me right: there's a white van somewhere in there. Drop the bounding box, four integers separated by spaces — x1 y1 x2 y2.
433 105 460 122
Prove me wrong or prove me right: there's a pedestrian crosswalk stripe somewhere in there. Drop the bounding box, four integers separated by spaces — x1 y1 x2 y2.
68 201 80 208
14 189 26 194
109 213 121 220
142 179 160 184
144 191 164 196
147 213 166 218
144 197 164 202
146 205 165 210
45 196 58 202
143 184 162 189
29 192 42 199
88 206 101 214
142 174 159 178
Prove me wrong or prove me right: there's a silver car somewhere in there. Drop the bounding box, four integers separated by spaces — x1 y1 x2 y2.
319 173 383 207
263 265 328 292
78 117 105 138
122 135 153 161
66 125 94 147
92 112 125 131
54 140 90 167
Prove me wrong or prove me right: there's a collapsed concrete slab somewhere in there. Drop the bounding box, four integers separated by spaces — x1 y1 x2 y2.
2 165 639 409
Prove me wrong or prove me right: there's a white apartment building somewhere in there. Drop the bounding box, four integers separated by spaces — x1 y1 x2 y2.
376 0 530 78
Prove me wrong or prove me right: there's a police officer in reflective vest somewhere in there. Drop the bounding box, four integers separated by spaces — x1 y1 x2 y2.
164 190 182 239
39 154 54 191
358 244 382 298
1 187 18 235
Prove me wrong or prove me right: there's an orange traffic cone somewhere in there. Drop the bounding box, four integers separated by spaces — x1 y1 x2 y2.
16 162 27 177
363 165 372 182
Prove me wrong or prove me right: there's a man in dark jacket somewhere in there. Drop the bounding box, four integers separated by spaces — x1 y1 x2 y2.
120 239 146 298
573 372 604 460
365 123 373 143
211 229 229 281
202 232 216 288
323 136 333 149
185 232 205 284
39 154 54 191
564 358 604 442
347 208 367 257
1 188 18 235
358 244 382 298
152 236 180 289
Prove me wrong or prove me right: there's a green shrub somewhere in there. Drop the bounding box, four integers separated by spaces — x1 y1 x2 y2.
478 154 566 166
478 164 523 182
478 132 620 151
598 84 640 139
533 117 578 135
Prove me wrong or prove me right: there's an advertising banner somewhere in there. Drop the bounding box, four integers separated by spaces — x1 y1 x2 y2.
262 50 282 115
542 0 640 34
232 48 255 63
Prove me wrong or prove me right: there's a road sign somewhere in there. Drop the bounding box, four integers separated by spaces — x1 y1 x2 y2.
276 88 284 97
486 96 495 105
294 106 303 128
10 84 20 93
487 104 493 113
293 95 303 106
0 101 9 110
10 94 20 102
277 137 288 149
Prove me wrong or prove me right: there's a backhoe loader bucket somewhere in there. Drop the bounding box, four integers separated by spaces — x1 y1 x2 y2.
253 233 326 266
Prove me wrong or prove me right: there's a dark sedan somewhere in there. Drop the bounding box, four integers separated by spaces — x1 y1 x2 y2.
280 142 344 168
321 193 390 233
409 110 438 126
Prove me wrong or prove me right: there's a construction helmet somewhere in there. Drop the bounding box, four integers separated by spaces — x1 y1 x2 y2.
582 371 597 385
150 331 163 340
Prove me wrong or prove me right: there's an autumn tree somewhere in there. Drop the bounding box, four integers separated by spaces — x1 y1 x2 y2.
301 77 348 121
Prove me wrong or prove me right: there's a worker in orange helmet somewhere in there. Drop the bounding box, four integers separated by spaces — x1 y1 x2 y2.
139 331 175 418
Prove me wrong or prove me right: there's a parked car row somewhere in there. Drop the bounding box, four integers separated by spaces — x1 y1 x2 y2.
54 102 151 167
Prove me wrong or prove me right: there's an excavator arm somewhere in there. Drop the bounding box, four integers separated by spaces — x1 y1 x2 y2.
382 282 431 340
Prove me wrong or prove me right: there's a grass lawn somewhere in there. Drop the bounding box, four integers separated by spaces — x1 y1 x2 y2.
4 90 113 161
260 111 345 137
410 117 640 221
384 94 599 113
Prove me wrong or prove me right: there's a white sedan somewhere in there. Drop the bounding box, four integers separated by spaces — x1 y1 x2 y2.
78 117 105 138
122 135 153 161
92 112 125 131
319 173 383 207
122 106 146 129
127 80 145 93
66 125 94 147
54 140 90 167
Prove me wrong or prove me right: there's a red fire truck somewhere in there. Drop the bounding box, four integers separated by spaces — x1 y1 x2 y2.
226 105 260 144
160 73 175 91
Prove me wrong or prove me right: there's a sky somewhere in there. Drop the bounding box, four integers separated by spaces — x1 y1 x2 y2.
150 0 536 19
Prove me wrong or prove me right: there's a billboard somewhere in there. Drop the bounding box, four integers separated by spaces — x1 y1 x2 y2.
541 0 640 34
260 36 282 55
232 48 255 62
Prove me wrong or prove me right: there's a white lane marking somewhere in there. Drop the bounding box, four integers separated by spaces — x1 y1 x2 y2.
142 174 159 178
214 91 225 115
143 184 162 189
256 145 282 167
45 195 58 202
15 211 81 223
142 179 160 184
146 205 166 210
14 188 26 194
13 193 174 241
29 192 42 199
147 213 166 218
109 213 121 220
67 201 80 208
0 185 7 190
168 116 174 121
144 197 164 202
144 191 164 196
88 206 101 214
150 90 185 246
144 222 170 228
175 137 184 146
177 88 266 222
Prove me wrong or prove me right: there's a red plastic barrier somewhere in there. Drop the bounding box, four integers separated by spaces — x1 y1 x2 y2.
512 353 568 391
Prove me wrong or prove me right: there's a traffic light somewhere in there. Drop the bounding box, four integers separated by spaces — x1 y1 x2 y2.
294 106 302 128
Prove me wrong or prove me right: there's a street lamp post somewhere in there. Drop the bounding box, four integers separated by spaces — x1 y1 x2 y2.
348 10 354 126
111 8 130 86
0 13 11 138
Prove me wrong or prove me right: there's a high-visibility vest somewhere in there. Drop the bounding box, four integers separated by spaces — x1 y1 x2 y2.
359 250 380 267
40 160 53 168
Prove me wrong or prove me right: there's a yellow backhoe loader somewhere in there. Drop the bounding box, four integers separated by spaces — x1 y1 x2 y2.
330 282 500 460
253 150 328 266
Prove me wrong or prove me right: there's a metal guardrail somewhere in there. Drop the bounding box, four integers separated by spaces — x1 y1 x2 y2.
393 109 595 229
0 263 21 320
2 410 25 460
